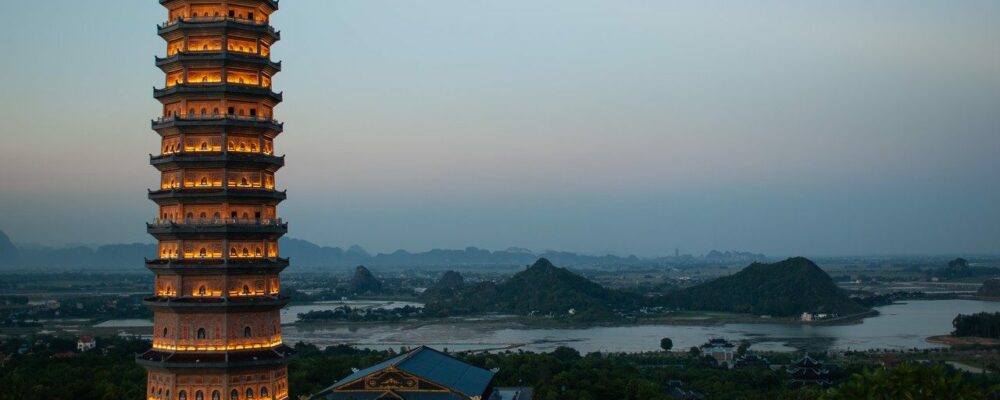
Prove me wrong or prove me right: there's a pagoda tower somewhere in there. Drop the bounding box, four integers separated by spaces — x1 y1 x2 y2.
138 1 293 400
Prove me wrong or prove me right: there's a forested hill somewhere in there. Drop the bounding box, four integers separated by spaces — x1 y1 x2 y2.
423 258 642 319
660 257 868 317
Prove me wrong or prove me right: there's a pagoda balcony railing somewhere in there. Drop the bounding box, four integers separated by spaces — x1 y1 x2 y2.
150 217 284 227
146 257 288 265
158 16 278 36
154 113 282 125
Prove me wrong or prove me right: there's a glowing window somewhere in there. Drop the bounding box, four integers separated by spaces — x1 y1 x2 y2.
260 388 267 398
179 391 187 400
246 389 254 399
231 389 239 400
243 285 250 295
200 177 208 186
212 392 221 400
196 392 204 400
198 286 206 296
199 248 207 258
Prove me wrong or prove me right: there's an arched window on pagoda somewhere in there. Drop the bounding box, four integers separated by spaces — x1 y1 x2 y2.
230 389 239 400
255 247 262 257
199 248 207 258
242 247 250 257
200 177 208 186
198 286 207 296
197 328 206 339
163 327 168 337
246 388 254 399
244 326 252 338
178 391 187 400
201 142 208 151
260 387 268 398
230 247 238 257
195 391 204 400
212 391 221 400
242 285 251 295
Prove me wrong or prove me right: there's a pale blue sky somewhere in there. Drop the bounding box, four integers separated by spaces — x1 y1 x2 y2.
0 1 997 256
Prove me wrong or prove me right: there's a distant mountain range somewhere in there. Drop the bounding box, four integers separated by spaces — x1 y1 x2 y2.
422 258 643 319
0 228 767 271
421 257 867 319
659 257 868 317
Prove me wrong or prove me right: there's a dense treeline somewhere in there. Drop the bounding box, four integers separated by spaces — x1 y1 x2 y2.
1 336 998 400
953 312 1000 338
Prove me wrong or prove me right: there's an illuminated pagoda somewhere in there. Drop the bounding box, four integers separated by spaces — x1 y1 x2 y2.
137 1 293 400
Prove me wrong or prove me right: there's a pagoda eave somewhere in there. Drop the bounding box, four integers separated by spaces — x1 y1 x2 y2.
147 224 288 241
142 295 290 311
152 116 283 136
148 188 287 205
154 84 283 103
156 53 281 75
136 345 296 370
150 152 285 172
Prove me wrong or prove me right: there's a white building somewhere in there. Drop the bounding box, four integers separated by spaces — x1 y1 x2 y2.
77 336 96 352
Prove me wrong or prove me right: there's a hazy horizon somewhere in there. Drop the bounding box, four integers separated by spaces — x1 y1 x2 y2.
1 1 998 257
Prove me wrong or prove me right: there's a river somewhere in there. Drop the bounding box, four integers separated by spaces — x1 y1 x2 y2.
281 299 1000 353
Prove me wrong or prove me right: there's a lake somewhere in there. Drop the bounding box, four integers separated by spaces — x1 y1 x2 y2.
282 300 1000 353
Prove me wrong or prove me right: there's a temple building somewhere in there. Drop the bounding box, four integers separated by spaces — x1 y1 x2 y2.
787 355 832 388
136 1 294 399
700 338 736 366
311 346 533 400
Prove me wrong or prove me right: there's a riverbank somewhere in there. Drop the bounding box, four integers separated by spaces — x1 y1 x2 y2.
927 335 1000 346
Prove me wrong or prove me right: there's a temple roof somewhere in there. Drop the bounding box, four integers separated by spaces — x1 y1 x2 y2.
313 346 496 400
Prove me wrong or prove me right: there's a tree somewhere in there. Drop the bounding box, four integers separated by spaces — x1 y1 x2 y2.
822 363 984 400
660 337 673 352
949 258 970 269
688 346 701 357
737 341 750 355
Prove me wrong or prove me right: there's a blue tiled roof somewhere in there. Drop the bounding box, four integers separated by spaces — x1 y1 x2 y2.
313 346 496 400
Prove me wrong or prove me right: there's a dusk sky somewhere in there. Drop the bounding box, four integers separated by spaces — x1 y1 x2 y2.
0 1 997 257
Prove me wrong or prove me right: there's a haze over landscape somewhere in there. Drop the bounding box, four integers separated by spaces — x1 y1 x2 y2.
0 0 998 256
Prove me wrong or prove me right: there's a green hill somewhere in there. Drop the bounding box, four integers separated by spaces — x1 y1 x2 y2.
423 258 640 319
663 257 868 317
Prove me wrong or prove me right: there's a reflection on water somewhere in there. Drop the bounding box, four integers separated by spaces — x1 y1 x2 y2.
282 300 1000 353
